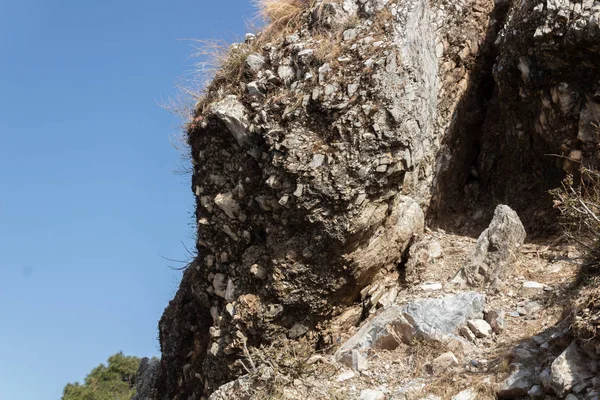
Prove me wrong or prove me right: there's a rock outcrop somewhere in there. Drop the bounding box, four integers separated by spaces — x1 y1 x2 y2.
479 0 600 217
140 0 600 398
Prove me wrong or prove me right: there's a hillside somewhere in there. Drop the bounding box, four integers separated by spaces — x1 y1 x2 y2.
134 0 600 399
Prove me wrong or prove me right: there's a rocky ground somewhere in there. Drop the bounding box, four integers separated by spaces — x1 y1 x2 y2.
207 205 598 400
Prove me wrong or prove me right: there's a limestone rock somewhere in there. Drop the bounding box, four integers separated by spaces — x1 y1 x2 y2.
496 366 534 398
335 292 485 364
521 281 545 294
551 342 594 397
467 319 493 338
152 0 508 396
451 389 477 400
209 95 251 146
428 352 458 375
455 205 526 286
405 236 443 283
245 53 265 73
360 389 385 400
527 385 545 399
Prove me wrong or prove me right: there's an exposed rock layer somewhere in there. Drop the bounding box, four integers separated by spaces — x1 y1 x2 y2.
145 0 600 398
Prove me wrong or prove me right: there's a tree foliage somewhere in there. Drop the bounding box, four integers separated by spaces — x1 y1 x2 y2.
62 352 140 400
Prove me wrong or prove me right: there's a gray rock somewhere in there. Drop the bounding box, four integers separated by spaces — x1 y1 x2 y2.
245 53 265 73
527 385 545 399
485 310 506 334
343 28 358 41
132 357 161 400
360 389 386 400
551 342 594 397
521 281 545 294
428 352 458 375
213 192 240 219
451 389 477 400
335 292 484 364
246 81 262 96
467 319 493 338
212 273 228 299
496 366 534 398
455 205 526 286
210 95 251 146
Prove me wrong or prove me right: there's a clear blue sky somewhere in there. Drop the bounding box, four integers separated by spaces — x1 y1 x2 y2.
0 1 254 399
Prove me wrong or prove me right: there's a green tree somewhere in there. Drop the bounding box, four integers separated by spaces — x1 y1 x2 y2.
62 352 140 400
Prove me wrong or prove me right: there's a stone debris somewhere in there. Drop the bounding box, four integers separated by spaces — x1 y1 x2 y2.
428 351 458 375
496 366 534 398
485 310 506 334
451 388 477 400
467 319 493 338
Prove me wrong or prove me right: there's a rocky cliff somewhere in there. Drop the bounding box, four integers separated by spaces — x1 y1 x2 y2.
135 0 600 399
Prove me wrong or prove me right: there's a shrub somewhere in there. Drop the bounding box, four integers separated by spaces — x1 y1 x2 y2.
61 352 140 400
551 165 600 262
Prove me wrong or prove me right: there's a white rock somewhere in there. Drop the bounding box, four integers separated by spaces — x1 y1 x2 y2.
527 384 544 399
245 53 265 73
429 352 458 375
452 388 477 400
360 389 385 400
336 369 356 382
277 65 296 86
521 281 545 293
343 28 358 41
214 192 240 219
551 342 593 397
352 349 368 371
210 96 251 145
421 282 443 291
459 326 477 343
467 319 493 338
212 273 227 299
249 264 267 280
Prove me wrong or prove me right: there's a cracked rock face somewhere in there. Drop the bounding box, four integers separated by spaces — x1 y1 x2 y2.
479 0 600 216
142 0 600 397
156 0 478 396
455 204 526 286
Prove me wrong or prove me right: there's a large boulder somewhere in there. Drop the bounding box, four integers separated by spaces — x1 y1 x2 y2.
334 292 485 364
454 204 526 286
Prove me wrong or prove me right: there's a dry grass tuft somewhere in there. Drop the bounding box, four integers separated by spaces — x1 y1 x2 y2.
254 0 310 33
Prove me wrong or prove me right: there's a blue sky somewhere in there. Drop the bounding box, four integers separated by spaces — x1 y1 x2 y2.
0 1 255 398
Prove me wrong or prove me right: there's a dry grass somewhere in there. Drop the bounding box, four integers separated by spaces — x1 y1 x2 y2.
254 0 310 35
